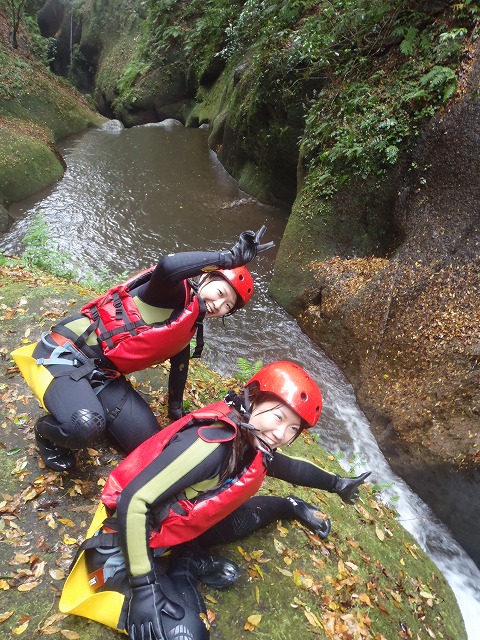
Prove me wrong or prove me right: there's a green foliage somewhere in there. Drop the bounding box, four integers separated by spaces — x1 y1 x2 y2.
1 0 28 48
22 14 56 65
144 0 474 203
218 0 267 60
144 0 241 85
67 43 88 87
111 53 152 112
295 2 472 200
453 0 480 21
420 65 457 101
117 57 152 95
0 44 34 100
233 357 263 384
117 0 474 203
22 213 122 289
22 213 77 279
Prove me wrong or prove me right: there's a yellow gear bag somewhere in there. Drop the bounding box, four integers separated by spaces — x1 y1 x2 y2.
59 502 127 632
11 342 53 410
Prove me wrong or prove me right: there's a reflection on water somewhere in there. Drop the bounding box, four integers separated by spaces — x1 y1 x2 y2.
1 121 479 639
3 121 287 274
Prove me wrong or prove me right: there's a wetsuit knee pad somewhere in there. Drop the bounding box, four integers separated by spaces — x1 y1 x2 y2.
200 505 261 545
37 411 106 448
67 409 106 446
229 506 261 538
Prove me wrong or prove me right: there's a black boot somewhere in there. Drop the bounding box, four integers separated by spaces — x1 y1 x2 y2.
34 421 76 471
169 549 240 589
196 553 240 589
286 496 331 539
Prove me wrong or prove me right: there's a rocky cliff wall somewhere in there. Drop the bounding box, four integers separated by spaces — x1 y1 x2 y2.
271 41 480 564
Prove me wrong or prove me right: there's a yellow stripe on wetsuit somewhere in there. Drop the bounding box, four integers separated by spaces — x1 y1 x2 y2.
125 437 221 577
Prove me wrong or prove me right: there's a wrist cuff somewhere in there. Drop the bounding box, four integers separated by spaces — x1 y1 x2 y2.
130 570 156 587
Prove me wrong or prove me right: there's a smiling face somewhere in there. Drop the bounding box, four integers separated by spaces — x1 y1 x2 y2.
198 276 238 318
247 397 302 449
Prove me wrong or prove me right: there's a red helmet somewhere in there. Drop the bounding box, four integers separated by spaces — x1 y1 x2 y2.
246 361 322 427
217 266 254 312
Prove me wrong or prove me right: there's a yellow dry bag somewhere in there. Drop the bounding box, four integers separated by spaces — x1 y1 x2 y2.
11 342 53 410
59 503 127 632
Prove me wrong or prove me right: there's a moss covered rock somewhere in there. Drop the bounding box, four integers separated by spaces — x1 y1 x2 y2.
0 124 64 204
0 13 105 207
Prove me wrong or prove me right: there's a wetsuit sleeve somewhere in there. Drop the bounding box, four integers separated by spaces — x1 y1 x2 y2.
168 345 190 404
267 452 337 491
137 250 236 307
115 427 230 577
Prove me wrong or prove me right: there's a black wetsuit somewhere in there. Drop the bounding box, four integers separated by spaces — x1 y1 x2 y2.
85 422 337 639
34 250 240 454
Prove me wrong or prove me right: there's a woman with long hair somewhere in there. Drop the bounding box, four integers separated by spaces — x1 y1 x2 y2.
60 360 370 639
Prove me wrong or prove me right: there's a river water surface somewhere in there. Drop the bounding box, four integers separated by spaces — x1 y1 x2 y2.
2 120 479 638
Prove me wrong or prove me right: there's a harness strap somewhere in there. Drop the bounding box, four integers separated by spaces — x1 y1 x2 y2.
111 292 141 335
69 361 97 381
105 387 130 423
49 324 103 363
112 292 124 322
36 335 92 376
189 279 206 359
90 305 114 349
68 530 120 573
88 295 146 348
97 319 145 343
39 329 119 391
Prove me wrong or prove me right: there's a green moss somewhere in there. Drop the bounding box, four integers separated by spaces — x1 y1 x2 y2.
0 129 64 204
268 196 331 312
0 86 104 143
188 65 236 126
95 34 140 106
0 41 104 205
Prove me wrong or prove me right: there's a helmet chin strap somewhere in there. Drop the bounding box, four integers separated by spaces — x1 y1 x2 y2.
224 388 251 420
235 419 274 463
225 387 276 461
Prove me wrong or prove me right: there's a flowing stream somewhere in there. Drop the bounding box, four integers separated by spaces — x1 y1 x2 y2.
1 120 479 638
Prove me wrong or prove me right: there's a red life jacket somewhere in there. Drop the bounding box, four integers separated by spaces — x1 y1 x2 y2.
79 268 205 374
101 402 268 549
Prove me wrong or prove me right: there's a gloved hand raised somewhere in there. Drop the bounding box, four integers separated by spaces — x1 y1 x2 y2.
332 471 371 505
127 570 184 640
224 225 275 268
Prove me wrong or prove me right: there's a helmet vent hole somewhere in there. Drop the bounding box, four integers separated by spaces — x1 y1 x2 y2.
239 275 244 281
300 392 308 402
